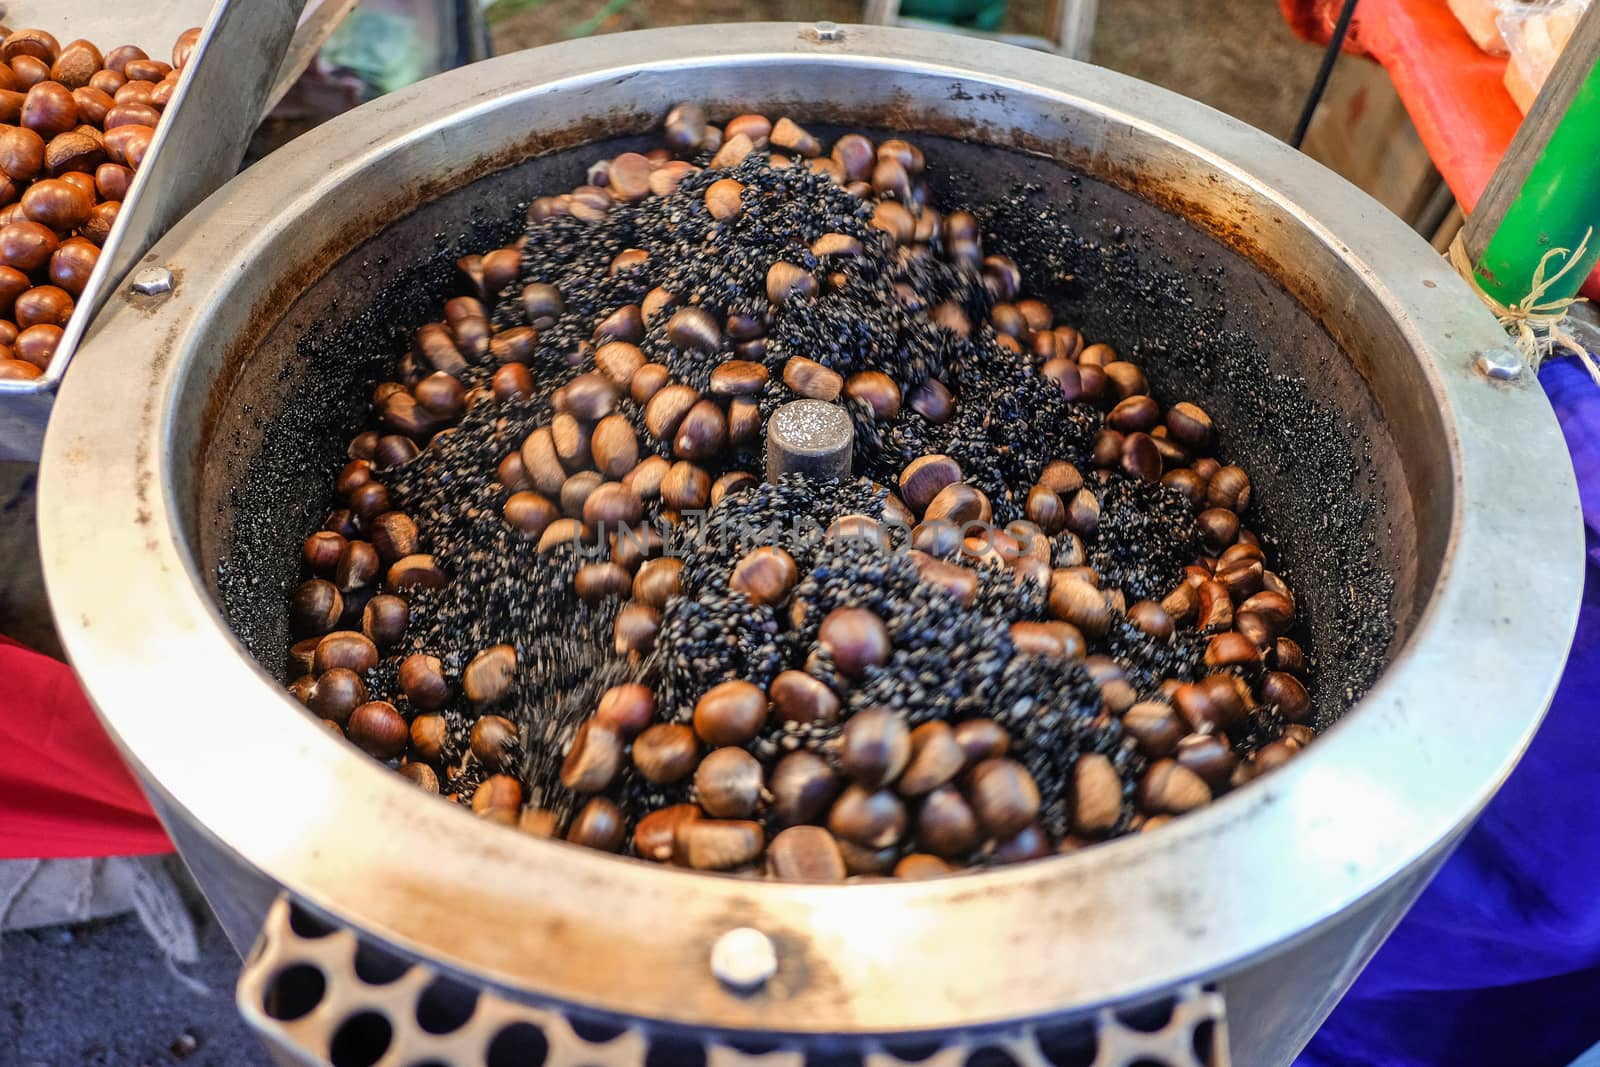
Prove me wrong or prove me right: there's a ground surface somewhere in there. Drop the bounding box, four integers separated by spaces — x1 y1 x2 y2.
1 913 268 1067
1 2 1319 1063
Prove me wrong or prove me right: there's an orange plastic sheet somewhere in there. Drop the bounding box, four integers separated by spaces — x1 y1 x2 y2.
1283 0 1600 298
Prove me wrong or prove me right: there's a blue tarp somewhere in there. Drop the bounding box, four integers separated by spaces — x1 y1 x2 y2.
1301 356 1600 1066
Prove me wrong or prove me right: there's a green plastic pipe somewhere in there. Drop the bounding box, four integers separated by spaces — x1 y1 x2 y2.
1473 56 1600 308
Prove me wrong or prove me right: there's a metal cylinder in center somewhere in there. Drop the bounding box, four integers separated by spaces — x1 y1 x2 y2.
765 398 854 482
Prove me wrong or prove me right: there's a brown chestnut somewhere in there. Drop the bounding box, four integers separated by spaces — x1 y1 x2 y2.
407 714 448 763
20 178 91 231
12 324 61 370
104 101 159 129
347 701 408 759
463 644 517 704
632 722 699 784
20 81 78 138
361 593 408 649
313 630 378 675
104 45 149 75
817 607 891 679
103 124 153 168
123 59 172 84
398 653 451 710
916 785 981 858
839 707 911 789
172 28 203 70
81 201 119 245
472 774 523 817
306 668 366 726
0 357 40 380
729 546 799 606
51 40 102 89
0 125 45 181
3 30 61 65
693 680 768 746
397 761 438 793
44 129 102 175
695 746 764 818
289 579 343 636
13 285 72 329
472 714 521 773
88 69 125 96
967 758 1041 838
10 56 51 90
0 264 28 315
592 683 653 739
112 80 155 108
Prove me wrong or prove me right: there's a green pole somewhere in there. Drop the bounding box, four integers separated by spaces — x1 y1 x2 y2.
1465 3 1600 308
1468 18 1600 308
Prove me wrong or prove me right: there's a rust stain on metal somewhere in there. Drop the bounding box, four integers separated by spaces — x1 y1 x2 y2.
126 264 185 316
134 308 186 547
702 901 849 1015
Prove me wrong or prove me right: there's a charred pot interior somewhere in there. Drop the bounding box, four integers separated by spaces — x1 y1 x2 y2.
215 106 1398 880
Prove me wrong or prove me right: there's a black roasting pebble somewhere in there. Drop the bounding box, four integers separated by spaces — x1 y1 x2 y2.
674 474 892 598
780 537 1154 841
983 651 1142 841
651 591 784 721
1085 475 1200 602
1102 614 1206 696
521 655 642 825
790 539 1063 725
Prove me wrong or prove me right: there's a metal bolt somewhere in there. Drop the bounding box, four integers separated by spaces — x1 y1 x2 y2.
710 926 777 993
767 398 854 483
1474 348 1523 382
813 21 843 41
131 267 174 296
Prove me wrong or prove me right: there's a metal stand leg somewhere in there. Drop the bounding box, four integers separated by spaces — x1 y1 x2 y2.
1051 0 1098 60
861 0 1096 59
457 0 494 64
863 0 901 29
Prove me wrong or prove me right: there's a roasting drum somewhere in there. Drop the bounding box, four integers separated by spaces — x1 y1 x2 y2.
37 23 1583 1067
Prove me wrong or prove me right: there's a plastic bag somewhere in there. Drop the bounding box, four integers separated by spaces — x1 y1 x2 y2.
1449 0 1512 54
1498 0 1590 112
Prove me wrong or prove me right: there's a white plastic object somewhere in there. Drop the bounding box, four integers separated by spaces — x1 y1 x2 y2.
1499 0 1590 112
1450 0 1511 53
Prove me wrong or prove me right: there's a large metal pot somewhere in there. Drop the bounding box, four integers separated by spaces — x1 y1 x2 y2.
38 23 1582 1067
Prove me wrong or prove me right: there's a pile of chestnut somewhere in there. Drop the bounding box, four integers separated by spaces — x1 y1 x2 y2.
0 24 200 382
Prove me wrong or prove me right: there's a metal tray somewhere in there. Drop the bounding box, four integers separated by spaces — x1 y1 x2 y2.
0 0 304 461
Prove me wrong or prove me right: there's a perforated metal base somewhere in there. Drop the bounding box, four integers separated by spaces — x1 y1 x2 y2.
239 895 1229 1067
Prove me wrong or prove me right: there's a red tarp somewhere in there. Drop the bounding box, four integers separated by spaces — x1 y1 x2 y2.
1283 0 1600 299
0 635 171 858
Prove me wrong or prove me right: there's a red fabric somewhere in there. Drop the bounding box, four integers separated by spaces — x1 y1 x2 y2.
0 635 172 858
1282 0 1600 299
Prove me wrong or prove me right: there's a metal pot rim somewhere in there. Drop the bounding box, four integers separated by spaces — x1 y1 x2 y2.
39 23 1583 1034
